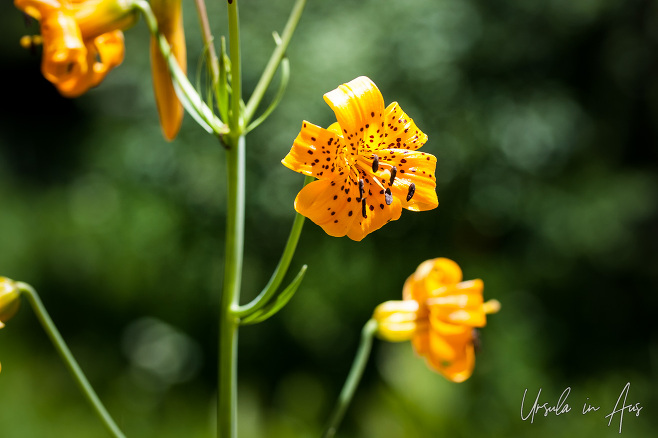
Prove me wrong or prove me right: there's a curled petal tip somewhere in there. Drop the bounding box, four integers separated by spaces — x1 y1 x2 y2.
483 299 501 315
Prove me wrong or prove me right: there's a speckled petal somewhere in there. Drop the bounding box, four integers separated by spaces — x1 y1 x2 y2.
282 121 347 180
346 194 402 241
294 177 360 237
370 149 438 211
382 102 428 151
323 77 385 156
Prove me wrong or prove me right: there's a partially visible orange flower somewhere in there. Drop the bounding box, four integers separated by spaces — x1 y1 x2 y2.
0 277 21 330
282 77 438 241
150 0 186 141
15 0 138 97
373 258 500 382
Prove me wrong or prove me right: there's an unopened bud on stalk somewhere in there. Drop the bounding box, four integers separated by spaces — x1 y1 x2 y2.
150 0 186 141
0 277 21 329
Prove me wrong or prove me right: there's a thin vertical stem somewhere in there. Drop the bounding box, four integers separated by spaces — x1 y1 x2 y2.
218 134 245 438
218 2 245 437
322 319 379 438
16 282 126 438
227 0 243 133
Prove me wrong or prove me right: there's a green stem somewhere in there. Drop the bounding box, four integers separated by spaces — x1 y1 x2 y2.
322 319 379 438
218 134 246 438
217 3 245 437
243 0 306 125
227 0 243 133
16 282 126 438
236 175 312 318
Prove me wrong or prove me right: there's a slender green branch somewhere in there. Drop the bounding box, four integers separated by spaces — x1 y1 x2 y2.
193 0 220 85
227 0 243 134
243 0 306 125
193 0 224 114
134 0 228 135
236 175 311 318
323 319 379 438
239 264 307 325
15 282 126 438
244 51 290 134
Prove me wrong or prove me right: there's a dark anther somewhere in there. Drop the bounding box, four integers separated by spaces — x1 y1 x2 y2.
361 199 367 218
359 179 365 198
472 329 481 354
372 154 379 172
406 183 416 202
389 166 397 186
385 188 393 205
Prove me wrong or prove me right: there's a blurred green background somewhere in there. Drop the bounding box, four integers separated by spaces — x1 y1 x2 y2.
1 0 657 437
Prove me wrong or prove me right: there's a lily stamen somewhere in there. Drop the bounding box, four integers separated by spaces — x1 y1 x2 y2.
384 188 393 205
389 166 397 186
372 154 379 172
406 183 415 202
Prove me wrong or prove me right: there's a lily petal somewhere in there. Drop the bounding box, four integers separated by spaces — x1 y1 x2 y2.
373 149 438 211
282 121 347 180
150 0 186 141
294 178 359 237
382 102 428 151
345 174 403 241
323 76 385 155
426 328 475 383
403 258 463 302
346 194 402 241
40 10 87 85
91 30 125 79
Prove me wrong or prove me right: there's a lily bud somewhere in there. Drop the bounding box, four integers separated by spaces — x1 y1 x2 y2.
372 300 421 342
0 277 21 329
150 0 186 141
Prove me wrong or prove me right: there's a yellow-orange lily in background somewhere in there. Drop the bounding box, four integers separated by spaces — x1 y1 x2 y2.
373 258 500 382
15 0 138 97
282 76 438 241
150 0 186 141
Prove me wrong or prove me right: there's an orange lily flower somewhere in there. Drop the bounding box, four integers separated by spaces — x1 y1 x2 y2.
282 76 438 241
15 0 138 97
150 0 186 141
373 258 500 382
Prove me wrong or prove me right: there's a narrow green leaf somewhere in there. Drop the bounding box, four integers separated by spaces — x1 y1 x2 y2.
240 265 307 325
